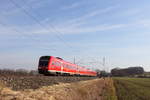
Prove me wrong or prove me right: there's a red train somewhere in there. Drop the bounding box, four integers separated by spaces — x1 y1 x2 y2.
38 56 97 76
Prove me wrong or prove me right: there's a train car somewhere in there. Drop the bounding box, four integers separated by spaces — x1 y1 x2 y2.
38 56 97 76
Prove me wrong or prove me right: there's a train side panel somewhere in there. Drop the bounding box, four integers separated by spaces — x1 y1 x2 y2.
39 56 97 76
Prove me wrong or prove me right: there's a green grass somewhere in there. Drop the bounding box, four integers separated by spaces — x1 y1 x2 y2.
113 77 150 100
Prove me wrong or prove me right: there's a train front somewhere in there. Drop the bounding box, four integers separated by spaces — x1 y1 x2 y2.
38 56 51 75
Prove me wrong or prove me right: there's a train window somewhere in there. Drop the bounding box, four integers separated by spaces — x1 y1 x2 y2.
63 64 66 68
39 60 49 67
67 65 70 68
39 56 50 67
58 62 61 66
56 62 59 66
65 64 68 68
70 66 73 69
54 61 61 66
52 61 55 65
72 66 76 70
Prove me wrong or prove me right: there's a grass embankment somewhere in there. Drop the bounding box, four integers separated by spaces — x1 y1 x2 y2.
113 78 150 100
0 75 96 91
0 82 5 92
102 78 117 100
0 79 109 100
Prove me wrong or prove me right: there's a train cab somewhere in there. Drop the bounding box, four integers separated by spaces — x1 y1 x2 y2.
38 56 51 74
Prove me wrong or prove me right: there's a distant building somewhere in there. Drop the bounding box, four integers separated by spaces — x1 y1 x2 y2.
111 66 144 76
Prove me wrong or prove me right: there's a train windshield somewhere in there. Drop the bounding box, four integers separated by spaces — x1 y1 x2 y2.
38 56 50 67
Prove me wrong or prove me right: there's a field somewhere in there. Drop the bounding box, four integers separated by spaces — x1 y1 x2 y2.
113 77 150 100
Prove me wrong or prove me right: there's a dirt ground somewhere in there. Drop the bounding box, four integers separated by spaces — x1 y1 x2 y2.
0 78 111 100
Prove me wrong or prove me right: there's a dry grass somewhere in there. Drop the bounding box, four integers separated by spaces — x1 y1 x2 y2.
102 78 117 100
0 79 110 100
0 82 5 92
0 75 96 91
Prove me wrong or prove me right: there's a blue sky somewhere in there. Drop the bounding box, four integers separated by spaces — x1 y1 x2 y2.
0 0 150 71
